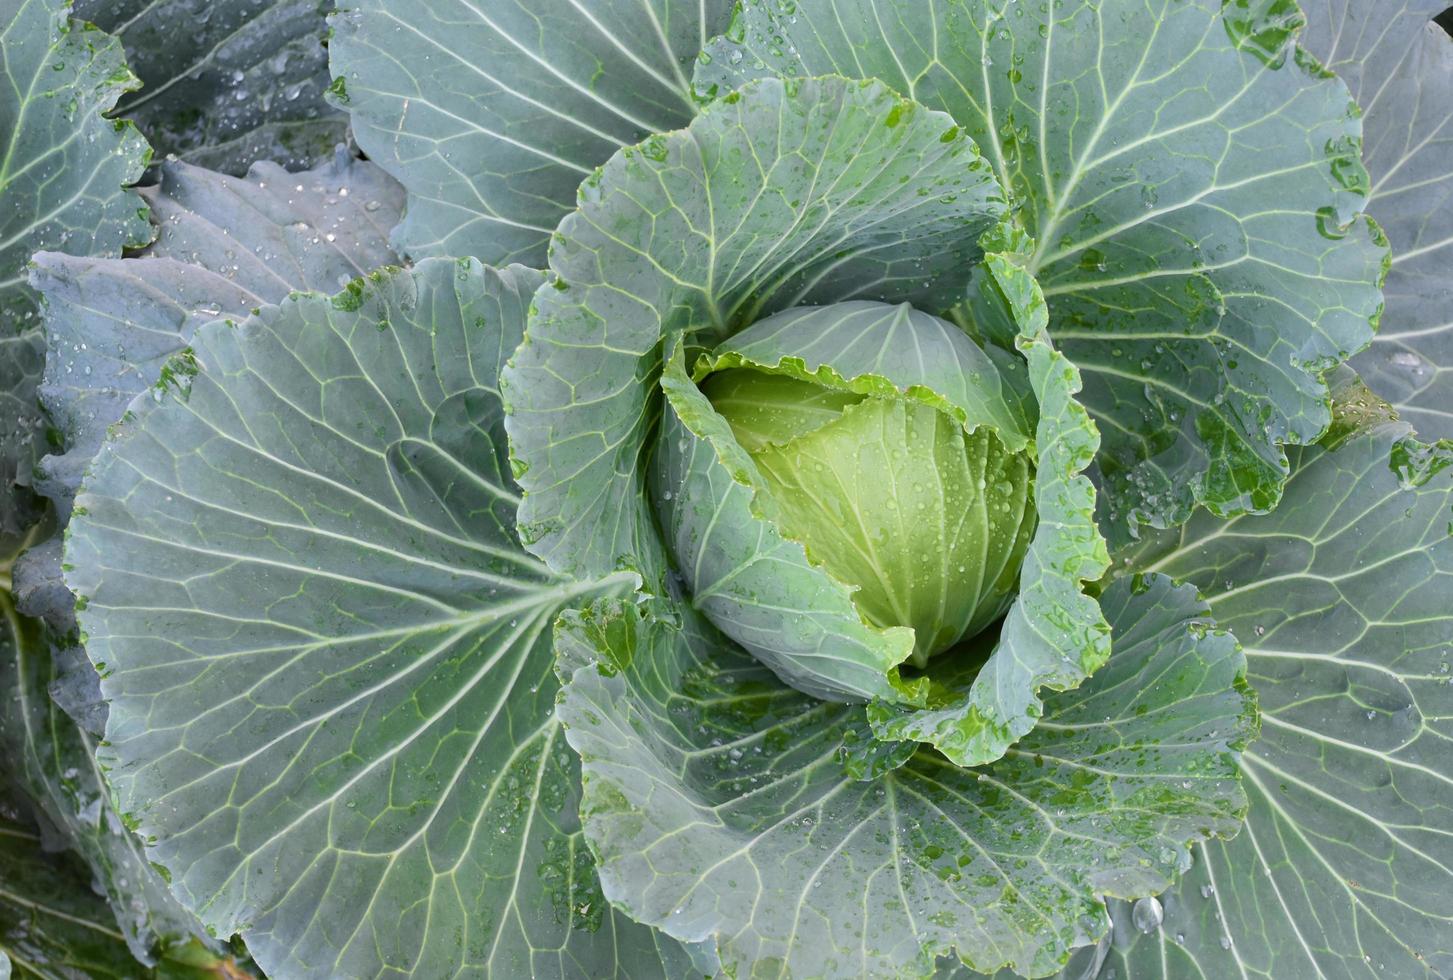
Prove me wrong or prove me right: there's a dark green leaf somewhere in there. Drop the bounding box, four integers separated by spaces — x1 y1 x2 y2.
1 524 217 965
0 798 157 979
75 0 347 174
0 786 254 978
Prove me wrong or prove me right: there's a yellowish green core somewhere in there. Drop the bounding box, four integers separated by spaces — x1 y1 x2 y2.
703 368 1037 667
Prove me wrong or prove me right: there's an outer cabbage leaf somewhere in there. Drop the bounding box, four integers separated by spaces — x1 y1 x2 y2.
0 0 151 534
1092 419 1453 977
700 0 1389 541
0 789 254 979
31 154 404 521
328 0 734 266
64 260 708 979
555 573 1255 979
504 75 1008 588
74 0 347 174
1301 2 1453 439
14 153 404 725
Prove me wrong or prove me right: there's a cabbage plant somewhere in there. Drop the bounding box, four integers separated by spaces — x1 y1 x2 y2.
0 0 1450 978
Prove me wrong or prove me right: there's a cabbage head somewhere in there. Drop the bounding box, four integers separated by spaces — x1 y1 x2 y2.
5 1 1448 979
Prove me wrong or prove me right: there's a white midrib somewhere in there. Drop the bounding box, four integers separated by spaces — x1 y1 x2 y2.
139 570 637 794
189 571 634 920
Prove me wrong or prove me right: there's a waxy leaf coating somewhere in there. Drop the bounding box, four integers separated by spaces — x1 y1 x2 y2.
1097 413 1453 978
1302 1 1453 440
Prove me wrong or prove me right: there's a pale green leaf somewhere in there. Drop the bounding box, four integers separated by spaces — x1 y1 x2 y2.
695 369 864 454
702 301 1035 452
654 300 1038 709
870 256 1112 766
751 400 1032 664
654 283 1109 766
654 335 922 704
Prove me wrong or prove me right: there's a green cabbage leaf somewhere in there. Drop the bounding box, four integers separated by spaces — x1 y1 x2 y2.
328 0 734 265
1087 388 1453 978
64 259 712 979
555 572 1254 977
74 0 347 174
1302 0 1453 440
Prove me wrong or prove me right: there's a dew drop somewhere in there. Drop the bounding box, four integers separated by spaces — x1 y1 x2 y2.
1131 896 1163 934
